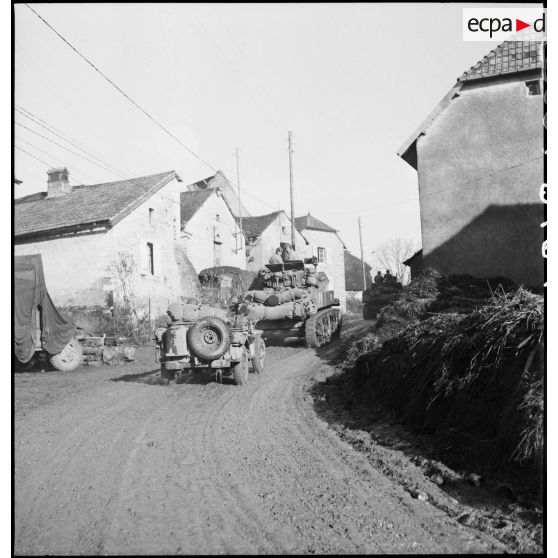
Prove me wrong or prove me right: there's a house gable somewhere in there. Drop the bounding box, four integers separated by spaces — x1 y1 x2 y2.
397 41 543 169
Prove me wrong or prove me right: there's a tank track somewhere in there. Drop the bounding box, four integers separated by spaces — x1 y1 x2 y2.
305 308 342 348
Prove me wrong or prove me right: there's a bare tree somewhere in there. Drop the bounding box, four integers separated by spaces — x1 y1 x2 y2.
374 238 419 285
107 251 150 341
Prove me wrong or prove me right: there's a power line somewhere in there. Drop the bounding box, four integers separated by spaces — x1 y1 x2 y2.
25 3 217 173
15 141 92 186
16 121 130 178
15 42 136 175
16 106 135 180
186 6 284 134
330 155 544 216
15 145 53 168
23 5 278 214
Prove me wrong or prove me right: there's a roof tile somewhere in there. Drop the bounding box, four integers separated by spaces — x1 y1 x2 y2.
180 189 215 224
14 171 177 237
459 40 543 82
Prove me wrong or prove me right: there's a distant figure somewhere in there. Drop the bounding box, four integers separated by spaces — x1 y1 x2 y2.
385 269 397 284
283 243 296 262
374 271 384 285
269 248 284 264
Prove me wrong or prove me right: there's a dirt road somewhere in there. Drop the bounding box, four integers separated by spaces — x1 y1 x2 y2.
15 331 507 554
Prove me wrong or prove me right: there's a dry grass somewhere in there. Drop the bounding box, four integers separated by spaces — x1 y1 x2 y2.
354 287 543 466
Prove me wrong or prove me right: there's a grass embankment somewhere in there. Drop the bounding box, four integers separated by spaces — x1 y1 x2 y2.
348 269 544 473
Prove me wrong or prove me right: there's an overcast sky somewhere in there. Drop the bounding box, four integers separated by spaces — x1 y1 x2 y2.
14 3 528 259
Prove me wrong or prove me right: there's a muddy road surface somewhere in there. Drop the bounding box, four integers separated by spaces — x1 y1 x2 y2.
15 328 507 554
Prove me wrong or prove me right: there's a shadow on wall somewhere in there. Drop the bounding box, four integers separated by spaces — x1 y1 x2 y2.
426 204 544 288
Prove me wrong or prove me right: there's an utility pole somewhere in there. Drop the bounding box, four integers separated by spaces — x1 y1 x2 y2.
234 147 243 251
358 216 367 290
288 131 295 250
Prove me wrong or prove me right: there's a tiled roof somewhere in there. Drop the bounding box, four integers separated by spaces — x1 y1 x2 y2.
14 171 178 238
459 41 543 82
180 189 215 224
240 211 282 238
294 213 337 233
188 173 217 190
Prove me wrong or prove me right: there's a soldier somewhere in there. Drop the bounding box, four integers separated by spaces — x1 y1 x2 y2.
374 270 384 285
283 243 296 262
385 269 396 284
269 247 284 264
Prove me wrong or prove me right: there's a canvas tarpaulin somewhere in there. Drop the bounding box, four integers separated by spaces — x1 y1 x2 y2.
14 254 74 363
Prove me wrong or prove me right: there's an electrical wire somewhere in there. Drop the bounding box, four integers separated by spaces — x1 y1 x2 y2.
15 145 53 168
16 106 136 180
15 121 131 178
25 3 218 173
24 4 281 213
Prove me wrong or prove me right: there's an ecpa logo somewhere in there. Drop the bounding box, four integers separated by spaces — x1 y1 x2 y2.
463 8 546 42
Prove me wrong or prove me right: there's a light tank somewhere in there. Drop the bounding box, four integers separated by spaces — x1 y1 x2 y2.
235 257 342 347
362 282 403 319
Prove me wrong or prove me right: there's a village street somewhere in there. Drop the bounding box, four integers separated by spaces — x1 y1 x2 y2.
14 320 509 556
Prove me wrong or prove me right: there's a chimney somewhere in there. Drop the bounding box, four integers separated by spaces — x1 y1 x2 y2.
46 167 72 198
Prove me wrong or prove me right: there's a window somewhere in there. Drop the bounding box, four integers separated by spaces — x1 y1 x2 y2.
216 213 220 222
525 80 541 95
317 247 326 263
148 208 154 225
281 226 287 235
147 242 154 275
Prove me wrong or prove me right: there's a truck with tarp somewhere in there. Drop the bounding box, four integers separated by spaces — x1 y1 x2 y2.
14 254 83 371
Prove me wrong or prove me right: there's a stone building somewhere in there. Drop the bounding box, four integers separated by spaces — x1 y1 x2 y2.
241 210 311 270
295 213 347 312
14 168 201 318
180 188 246 273
398 41 544 288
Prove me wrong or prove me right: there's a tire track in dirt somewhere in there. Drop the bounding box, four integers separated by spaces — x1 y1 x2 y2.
15 345 505 554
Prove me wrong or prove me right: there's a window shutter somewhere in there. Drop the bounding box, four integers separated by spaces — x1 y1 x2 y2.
139 240 147 275
153 242 162 277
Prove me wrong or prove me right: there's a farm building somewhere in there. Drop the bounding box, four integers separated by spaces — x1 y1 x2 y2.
180 188 246 273
14 168 201 318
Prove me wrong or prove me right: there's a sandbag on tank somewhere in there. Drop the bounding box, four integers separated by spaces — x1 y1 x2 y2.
265 288 306 306
241 301 307 321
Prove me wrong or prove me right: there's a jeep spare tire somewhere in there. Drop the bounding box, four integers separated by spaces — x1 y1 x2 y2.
187 316 230 362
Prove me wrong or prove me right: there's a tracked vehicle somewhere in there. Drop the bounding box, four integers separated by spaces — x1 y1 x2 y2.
362 283 403 319
236 258 342 347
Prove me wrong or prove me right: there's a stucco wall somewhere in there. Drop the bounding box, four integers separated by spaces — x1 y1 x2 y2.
15 233 111 307
181 192 246 273
298 228 347 312
246 213 311 270
15 178 201 317
417 75 544 287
